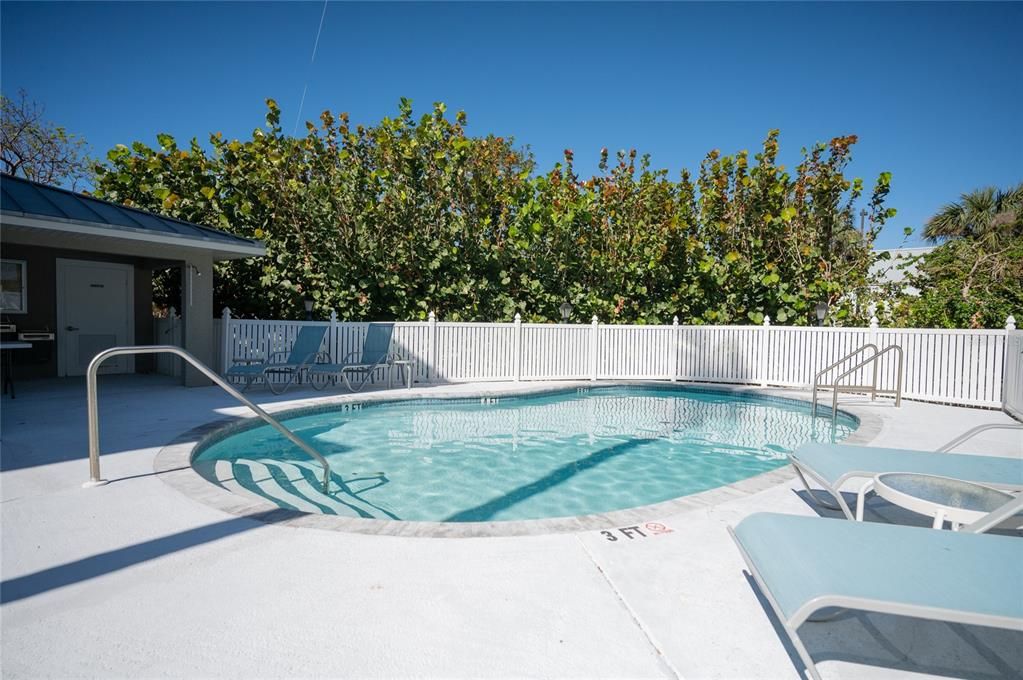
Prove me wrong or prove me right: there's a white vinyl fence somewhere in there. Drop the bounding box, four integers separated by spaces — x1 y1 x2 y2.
157 309 1020 411
1004 329 1023 420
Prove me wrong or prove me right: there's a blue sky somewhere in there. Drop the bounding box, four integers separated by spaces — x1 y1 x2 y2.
2 1 1020 247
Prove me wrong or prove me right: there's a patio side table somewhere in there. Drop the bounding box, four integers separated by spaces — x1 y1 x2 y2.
1 341 32 399
390 359 415 389
873 472 1016 530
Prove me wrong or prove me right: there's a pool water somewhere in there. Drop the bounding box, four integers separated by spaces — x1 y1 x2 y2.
195 387 857 522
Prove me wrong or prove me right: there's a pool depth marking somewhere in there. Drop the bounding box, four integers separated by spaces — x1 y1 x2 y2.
599 522 674 542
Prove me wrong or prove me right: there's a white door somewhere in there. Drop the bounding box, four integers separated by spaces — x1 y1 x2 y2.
56 259 134 376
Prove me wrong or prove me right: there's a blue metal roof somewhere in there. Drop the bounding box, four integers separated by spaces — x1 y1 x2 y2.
0 173 262 251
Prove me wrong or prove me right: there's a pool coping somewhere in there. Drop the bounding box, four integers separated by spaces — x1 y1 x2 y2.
153 381 883 538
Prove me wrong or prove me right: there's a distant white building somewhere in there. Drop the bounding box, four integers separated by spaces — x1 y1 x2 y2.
870 246 935 295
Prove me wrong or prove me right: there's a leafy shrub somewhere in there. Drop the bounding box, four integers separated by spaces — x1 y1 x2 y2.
93 99 894 324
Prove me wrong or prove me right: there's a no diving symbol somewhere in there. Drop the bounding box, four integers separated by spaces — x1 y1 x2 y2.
600 522 674 542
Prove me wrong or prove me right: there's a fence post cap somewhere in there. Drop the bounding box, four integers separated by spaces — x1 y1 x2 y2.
221 306 231 317
168 306 177 317
870 315 879 329
1007 315 1017 330
428 310 436 322
672 315 679 326
763 315 771 326
329 309 338 322
513 313 521 323
591 315 599 325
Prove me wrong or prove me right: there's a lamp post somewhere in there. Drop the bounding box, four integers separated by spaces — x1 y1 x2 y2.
815 301 828 327
559 301 573 323
304 297 314 321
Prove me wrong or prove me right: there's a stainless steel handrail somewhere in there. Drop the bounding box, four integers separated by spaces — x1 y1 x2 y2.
85 345 331 492
811 344 878 417
936 423 1023 453
824 345 904 426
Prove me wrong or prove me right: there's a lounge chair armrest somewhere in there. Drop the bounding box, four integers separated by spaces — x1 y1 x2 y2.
229 355 265 367
293 350 327 366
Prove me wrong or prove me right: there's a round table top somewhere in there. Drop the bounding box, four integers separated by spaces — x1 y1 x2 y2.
875 472 1013 515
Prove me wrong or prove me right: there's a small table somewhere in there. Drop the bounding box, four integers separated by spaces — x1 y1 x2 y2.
1 341 32 399
873 472 1015 530
390 360 415 389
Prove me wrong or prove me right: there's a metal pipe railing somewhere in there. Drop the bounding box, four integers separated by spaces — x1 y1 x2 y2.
823 345 904 427
936 423 1023 453
85 345 331 492
811 344 878 417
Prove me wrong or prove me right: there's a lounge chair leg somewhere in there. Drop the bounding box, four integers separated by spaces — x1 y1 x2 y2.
855 480 874 522
788 629 823 680
267 370 297 395
794 465 854 518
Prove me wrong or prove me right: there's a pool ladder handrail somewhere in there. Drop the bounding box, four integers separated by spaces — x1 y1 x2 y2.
811 344 878 416
85 345 331 492
811 343 904 425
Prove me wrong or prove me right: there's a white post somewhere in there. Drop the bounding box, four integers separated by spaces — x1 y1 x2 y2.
759 315 771 387
1006 315 1019 416
164 306 178 377
220 307 232 374
167 306 179 345
867 315 881 394
590 315 599 382
513 313 522 382
329 309 339 363
671 316 680 382
427 311 437 383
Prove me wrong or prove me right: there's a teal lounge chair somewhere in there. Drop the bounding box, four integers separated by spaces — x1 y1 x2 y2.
308 323 395 392
730 497 1023 680
225 325 328 394
790 440 1023 521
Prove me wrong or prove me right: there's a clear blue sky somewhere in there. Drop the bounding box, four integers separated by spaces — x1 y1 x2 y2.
3 1 1020 247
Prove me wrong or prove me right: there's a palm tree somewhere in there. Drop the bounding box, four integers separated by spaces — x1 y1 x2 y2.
923 183 1023 245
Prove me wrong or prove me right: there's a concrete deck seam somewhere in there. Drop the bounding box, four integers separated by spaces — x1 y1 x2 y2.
574 534 684 680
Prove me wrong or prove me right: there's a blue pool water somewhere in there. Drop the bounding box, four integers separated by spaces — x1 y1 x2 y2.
195 387 857 522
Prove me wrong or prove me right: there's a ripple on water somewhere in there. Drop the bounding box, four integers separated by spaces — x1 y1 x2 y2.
196 386 857 522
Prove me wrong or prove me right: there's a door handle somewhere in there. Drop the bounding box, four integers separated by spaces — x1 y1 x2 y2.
65 326 80 331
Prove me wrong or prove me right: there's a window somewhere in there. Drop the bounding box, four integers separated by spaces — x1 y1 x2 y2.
1 259 28 314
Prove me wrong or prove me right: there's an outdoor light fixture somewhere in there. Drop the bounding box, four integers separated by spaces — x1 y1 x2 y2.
559 301 573 323
304 297 314 321
815 301 828 327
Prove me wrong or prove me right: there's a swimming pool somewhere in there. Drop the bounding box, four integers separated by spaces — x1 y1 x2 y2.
193 386 857 523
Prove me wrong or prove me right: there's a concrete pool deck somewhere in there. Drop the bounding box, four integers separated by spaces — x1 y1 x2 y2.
1 375 1020 679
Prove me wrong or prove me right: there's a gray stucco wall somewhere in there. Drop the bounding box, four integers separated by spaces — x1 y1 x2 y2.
1 244 154 378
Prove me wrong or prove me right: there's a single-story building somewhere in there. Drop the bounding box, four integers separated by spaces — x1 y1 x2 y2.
1 173 265 387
